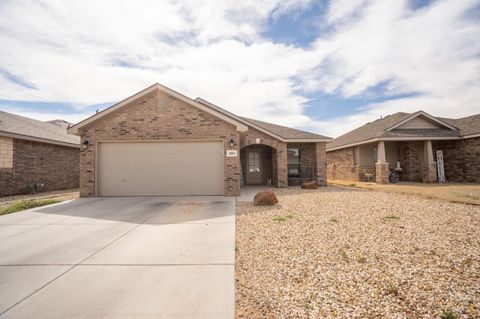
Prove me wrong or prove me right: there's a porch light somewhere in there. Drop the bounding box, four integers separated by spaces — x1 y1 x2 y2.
82 140 90 149
228 138 236 148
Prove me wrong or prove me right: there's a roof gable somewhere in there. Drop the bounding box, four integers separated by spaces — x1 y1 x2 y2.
386 111 457 131
68 83 248 134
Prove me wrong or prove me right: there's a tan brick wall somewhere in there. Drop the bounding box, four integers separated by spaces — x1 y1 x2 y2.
0 137 13 168
326 147 360 181
79 89 241 197
0 139 79 196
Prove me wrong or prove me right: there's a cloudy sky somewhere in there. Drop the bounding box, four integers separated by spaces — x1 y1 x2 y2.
0 0 479 137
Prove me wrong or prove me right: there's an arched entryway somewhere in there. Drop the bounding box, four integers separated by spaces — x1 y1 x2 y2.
240 144 277 186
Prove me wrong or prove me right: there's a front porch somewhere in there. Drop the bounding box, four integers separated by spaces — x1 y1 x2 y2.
357 140 438 184
240 143 326 187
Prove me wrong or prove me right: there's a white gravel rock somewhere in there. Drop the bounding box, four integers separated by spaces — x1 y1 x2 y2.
235 187 480 318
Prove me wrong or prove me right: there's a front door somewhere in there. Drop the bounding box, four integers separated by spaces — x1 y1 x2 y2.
246 150 262 184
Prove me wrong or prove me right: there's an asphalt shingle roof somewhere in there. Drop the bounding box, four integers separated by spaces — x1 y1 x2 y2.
0 111 80 146
240 117 330 140
327 111 480 150
194 97 331 140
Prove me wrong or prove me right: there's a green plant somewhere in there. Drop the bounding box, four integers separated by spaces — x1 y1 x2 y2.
440 309 458 319
329 218 338 223
349 183 357 187
273 215 294 222
386 282 399 296
340 249 349 261
384 215 400 221
0 199 61 216
357 256 367 263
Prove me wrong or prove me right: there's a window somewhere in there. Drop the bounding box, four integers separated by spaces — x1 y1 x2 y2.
248 151 260 173
287 148 300 178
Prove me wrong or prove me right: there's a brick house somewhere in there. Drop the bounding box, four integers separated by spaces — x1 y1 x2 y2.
326 111 480 183
68 83 331 197
0 111 80 196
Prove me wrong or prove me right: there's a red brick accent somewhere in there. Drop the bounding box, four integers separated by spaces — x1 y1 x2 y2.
0 138 79 196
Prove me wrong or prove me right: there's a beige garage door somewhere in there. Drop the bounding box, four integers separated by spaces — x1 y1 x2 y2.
97 142 224 196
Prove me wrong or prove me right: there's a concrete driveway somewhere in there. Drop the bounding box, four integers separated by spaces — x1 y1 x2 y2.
0 197 235 318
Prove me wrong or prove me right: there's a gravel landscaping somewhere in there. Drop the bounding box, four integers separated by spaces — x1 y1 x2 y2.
236 187 480 318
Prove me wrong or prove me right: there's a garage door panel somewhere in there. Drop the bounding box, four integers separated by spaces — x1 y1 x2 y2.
98 142 223 196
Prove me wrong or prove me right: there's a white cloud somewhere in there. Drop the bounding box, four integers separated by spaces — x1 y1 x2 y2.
0 0 479 137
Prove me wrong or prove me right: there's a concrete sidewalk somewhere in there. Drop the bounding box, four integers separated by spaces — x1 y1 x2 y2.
0 197 235 318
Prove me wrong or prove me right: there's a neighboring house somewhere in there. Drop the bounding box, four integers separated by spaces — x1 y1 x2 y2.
326 111 480 183
0 111 80 196
68 83 331 197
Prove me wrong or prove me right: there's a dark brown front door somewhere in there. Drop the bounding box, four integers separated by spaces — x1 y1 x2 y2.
246 150 262 184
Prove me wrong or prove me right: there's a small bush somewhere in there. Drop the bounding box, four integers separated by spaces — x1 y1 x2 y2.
440 310 458 319
349 183 357 187
357 256 367 263
386 282 399 296
384 215 400 221
329 218 338 223
340 249 349 261
0 199 61 216
273 215 294 222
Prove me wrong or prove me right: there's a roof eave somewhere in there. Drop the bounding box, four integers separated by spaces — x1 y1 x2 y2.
285 138 333 143
0 131 80 148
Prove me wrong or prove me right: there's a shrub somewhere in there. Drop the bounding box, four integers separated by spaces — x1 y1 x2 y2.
384 215 400 221
440 310 458 319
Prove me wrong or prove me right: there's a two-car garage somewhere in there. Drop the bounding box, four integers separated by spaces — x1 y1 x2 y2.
97 141 224 196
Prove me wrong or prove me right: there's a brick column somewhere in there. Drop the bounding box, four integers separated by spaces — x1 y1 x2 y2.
375 163 389 184
315 142 327 186
276 144 288 187
375 141 389 184
422 140 437 183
